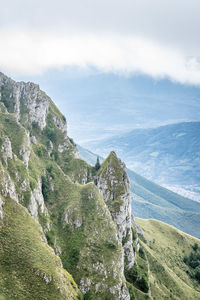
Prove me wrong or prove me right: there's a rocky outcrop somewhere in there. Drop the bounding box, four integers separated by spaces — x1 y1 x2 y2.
29 178 48 222
1 137 13 167
63 206 83 229
19 131 31 167
0 168 18 202
0 73 66 132
53 115 66 133
0 196 3 220
13 81 49 129
58 138 80 159
97 151 135 269
0 102 8 113
0 74 49 128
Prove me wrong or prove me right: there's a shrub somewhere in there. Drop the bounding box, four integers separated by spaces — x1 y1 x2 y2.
139 247 146 259
192 243 199 252
44 126 56 143
105 241 117 249
41 175 49 201
195 267 200 282
127 283 136 300
184 244 200 283
137 275 149 293
95 157 101 171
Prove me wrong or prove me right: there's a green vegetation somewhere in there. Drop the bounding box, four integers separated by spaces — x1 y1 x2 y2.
125 241 149 297
0 196 78 300
0 113 25 156
183 243 200 283
95 157 101 171
96 151 127 215
78 144 200 239
1 71 200 300
0 81 15 113
136 218 200 300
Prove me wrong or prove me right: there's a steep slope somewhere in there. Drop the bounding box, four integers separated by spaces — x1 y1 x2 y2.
1 71 200 300
78 145 200 239
83 122 200 200
0 72 135 299
0 196 79 300
136 218 200 300
96 151 135 269
128 169 200 239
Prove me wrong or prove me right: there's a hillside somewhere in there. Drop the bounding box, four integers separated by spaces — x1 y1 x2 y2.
127 169 200 239
0 71 199 300
0 72 138 299
136 218 200 300
78 145 200 239
83 122 200 201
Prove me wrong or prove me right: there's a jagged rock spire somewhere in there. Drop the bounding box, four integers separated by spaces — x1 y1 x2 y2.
96 151 135 269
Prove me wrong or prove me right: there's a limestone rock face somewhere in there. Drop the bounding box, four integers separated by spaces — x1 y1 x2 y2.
1 137 13 167
53 115 66 132
63 207 83 229
0 168 18 203
19 131 31 167
0 102 8 113
0 74 50 129
97 151 135 269
13 82 49 129
28 178 48 222
0 196 3 219
58 139 80 159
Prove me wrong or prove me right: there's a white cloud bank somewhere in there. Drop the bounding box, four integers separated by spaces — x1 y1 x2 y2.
0 30 200 85
0 0 200 85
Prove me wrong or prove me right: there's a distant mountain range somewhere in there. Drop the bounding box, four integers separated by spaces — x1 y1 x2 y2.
78 144 200 238
82 122 200 201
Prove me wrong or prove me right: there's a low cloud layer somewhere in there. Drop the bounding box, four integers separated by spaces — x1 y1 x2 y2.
0 30 200 85
0 0 200 85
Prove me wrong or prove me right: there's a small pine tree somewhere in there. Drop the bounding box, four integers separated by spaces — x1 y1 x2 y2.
95 157 101 171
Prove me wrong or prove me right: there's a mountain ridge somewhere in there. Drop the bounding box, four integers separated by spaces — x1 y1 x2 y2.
78 145 200 239
83 121 200 200
0 71 199 299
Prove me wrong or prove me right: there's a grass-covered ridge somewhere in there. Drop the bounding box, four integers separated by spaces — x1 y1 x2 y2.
136 218 200 300
1 71 200 300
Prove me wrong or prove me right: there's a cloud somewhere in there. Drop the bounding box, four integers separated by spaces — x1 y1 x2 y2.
0 0 200 85
0 30 200 85
1 0 200 54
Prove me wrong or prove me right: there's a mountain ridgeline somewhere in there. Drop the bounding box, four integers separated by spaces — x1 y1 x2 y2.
0 72 199 300
84 122 200 201
78 145 200 239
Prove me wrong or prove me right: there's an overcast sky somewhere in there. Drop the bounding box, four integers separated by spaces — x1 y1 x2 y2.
0 0 200 85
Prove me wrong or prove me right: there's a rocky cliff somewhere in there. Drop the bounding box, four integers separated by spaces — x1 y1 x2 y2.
96 151 135 270
0 72 139 299
0 72 199 300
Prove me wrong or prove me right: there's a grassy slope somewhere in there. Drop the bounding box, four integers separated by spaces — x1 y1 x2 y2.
128 169 200 238
136 218 200 300
39 160 124 299
0 99 80 299
0 196 78 300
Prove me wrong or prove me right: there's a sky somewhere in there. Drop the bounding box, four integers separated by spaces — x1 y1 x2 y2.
0 0 200 85
1 0 200 143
